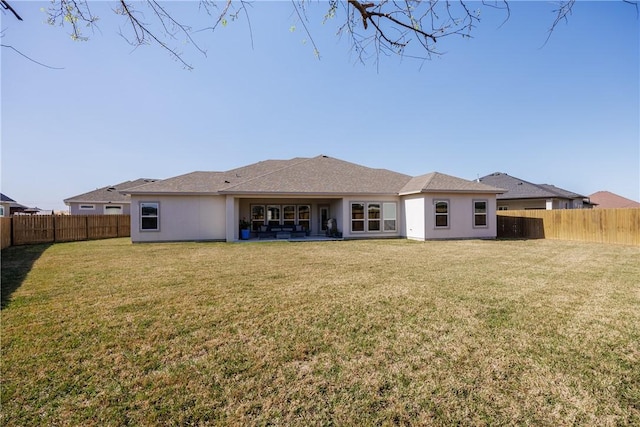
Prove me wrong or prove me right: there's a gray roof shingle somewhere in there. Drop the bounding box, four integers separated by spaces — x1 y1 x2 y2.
478 172 584 200
401 172 504 195
123 156 504 196
64 179 159 204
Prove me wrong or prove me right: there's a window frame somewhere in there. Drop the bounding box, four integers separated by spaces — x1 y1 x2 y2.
473 199 488 228
266 205 281 226
434 200 449 229
383 202 397 232
140 202 160 231
79 204 95 210
367 202 381 232
351 201 397 233
351 202 366 233
104 204 124 215
251 205 265 231
297 205 310 231
283 205 296 226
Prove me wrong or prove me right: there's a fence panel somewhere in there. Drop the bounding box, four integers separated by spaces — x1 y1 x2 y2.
12 216 55 245
55 216 89 242
117 215 131 237
88 215 119 239
8 215 131 246
1 217 12 249
498 208 640 245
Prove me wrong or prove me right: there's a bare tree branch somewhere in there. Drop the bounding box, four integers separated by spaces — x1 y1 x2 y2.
291 0 320 58
1 44 64 69
115 0 195 69
2 0 636 69
1 0 22 20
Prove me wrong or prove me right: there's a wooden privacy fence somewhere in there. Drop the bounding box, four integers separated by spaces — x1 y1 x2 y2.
498 208 640 245
1 215 130 248
1 217 11 250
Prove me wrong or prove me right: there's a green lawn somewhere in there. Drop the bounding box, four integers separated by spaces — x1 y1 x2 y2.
1 238 639 426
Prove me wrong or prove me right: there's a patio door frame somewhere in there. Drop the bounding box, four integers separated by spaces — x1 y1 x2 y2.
319 205 330 234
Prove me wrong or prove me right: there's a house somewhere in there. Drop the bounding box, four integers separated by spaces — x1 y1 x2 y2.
589 191 640 209
0 193 28 216
64 179 159 215
478 172 591 210
121 155 503 242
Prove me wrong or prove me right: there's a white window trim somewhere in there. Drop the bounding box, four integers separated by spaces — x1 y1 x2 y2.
79 204 95 210
434 200 450 229
473 199 488 228
140 202 160 232
367 202 381 232
351 201 397 233
351 202 366 233
383 202 397 232
252 204 312 228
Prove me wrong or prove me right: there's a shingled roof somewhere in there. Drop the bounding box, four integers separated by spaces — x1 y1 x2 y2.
589 191 640 208
123 155 504 196
400 172 504 195
478 172 584 200
64 179 159 204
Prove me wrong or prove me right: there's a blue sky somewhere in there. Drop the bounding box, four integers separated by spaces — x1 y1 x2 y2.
2 1 638 211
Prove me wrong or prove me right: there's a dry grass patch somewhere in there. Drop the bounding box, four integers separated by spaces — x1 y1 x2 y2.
2 238 639 425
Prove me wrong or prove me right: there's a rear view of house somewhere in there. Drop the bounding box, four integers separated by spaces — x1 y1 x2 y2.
121 155 504 243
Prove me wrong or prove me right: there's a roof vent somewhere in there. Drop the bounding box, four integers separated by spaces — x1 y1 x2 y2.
224 180 230 184
107 187 117 191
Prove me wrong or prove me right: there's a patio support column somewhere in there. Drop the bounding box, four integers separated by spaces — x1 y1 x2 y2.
225 195 238 242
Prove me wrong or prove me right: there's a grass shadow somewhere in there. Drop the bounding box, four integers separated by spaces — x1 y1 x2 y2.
1 243 52 309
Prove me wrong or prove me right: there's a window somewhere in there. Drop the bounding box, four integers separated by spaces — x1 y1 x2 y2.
267 205 281 226
368 203 381 231
351 203 365 232
252 204 311 230
140 202 159 231
498 206 508 211
104 205 123 215
0 206 4 217
435 200 449 228
79 204 95 210
283 205 296 225
251 205 265 231
473 200 488 227
351 202 397 233
298 205 310 231
383 202 397 231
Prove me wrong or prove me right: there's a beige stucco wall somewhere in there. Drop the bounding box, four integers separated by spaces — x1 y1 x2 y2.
130 195 226 242
404 193 497 240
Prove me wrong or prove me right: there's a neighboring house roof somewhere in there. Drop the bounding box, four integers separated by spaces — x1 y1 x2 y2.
589 191 640 209
64 179 159 204
0 193 28 210
537 184 584 199
123 155 504 197
478 172 584 200
1 193 16 203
